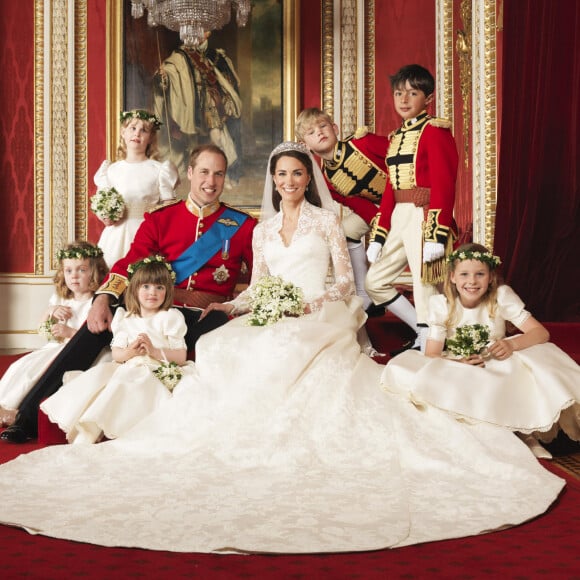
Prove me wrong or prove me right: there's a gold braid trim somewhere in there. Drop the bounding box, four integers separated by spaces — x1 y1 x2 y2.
369 212 388 245
421 232 456 285
147 199 181 214
427 117 452 129
97 273 128 299
353 126 369 139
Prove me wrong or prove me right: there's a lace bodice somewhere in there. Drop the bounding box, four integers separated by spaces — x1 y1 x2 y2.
230 201 355 312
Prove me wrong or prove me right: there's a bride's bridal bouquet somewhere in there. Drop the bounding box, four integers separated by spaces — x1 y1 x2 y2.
445 323 490 358
248 275 305 326
90 187 125 223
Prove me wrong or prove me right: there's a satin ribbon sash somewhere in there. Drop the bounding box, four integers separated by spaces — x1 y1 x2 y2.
171 208 248 284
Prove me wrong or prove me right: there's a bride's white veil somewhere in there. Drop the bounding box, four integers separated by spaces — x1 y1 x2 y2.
260 141 336 221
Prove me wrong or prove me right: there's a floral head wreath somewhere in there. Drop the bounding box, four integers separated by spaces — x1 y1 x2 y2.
447 249 502 270
127 255 176 282
120 109 162 130
56 244 104 261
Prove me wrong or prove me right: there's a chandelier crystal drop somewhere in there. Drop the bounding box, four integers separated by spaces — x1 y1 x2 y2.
130 0 252 47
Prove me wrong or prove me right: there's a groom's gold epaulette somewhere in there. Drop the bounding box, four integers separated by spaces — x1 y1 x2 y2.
147 199 182 214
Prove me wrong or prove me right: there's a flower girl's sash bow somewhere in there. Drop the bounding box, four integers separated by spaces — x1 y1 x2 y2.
171 208 248 284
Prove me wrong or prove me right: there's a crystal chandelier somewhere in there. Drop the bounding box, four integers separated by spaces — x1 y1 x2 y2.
130 1 252 48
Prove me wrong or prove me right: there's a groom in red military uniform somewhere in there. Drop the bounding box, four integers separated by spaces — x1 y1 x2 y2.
2 144 256 443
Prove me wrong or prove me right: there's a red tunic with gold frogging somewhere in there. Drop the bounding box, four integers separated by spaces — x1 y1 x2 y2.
371 113 458 246
97 198 256 304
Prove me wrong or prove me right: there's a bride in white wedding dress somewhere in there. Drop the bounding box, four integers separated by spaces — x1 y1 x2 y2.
0 143 564 553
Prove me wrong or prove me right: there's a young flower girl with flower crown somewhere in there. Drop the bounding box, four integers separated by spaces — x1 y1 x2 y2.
381 243 580 457
40 256 194 444
0 242 109 427
93 109 179 267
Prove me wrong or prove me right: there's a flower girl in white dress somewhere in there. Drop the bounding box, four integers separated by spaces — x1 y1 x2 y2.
93 110 179 267
41 256 194 443
0 242 108 427
381 243 580 456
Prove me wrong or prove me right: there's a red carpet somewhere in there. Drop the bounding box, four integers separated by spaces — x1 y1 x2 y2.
1 319 579 578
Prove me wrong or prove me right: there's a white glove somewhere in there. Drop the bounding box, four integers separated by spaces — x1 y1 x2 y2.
422 241 445 263
366 241 383 264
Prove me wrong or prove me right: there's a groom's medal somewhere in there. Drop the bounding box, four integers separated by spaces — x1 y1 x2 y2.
221 239 230 260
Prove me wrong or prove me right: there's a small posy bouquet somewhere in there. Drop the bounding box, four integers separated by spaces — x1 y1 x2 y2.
247 275 305 326
90 187 125 222
153 361 183 392
446 324 490 358
38 318 60 343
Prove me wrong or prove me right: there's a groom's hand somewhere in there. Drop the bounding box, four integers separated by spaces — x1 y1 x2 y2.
87 294 113 334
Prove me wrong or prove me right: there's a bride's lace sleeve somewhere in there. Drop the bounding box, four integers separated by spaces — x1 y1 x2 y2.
227 223 270 314
308 211 355 312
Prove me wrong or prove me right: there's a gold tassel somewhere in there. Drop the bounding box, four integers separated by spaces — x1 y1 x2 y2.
421 235 455 285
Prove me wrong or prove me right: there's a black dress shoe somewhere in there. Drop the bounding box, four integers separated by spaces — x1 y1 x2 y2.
0 425 32 443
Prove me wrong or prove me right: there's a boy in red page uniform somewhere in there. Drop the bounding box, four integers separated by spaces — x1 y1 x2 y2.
365 64 458 352
296 108 388 313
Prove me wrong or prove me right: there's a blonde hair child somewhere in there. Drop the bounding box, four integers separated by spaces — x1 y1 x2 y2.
92 109 179 267
0 242 108 427
382 242 580 459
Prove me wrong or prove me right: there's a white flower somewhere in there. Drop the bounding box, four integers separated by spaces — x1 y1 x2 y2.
153 361 183 392
91 187 126 222
446 324 490 358
38 318 61 343
247 275 305 327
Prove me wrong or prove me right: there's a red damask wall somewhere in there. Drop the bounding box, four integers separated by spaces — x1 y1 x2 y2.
0 3 35 273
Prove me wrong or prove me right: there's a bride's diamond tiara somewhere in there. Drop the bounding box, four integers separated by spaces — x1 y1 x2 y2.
270 141 311 157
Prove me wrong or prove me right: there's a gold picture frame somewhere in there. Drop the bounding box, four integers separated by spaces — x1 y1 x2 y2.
106 0 300 208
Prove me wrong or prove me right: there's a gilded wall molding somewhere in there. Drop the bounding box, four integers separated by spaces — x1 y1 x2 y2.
321 0 335 120
456 0 472 167
340 1 357 135
34 0 45 274
51 0 70 268
472 0 497 249
75 0 88 245
363 0 375 131
435 0 454 122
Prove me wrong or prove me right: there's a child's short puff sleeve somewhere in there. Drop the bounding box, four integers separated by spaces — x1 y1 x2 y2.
159 309 187 349
94 160 111 189
496 285 531 329
110 308 130 348
427 295 450 343
158 160 179 202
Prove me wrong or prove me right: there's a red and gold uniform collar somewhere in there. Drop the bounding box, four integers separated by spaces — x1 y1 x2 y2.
185 196 221 218
400 111 429 132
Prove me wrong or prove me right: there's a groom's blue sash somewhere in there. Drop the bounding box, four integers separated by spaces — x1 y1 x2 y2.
171 208 248 284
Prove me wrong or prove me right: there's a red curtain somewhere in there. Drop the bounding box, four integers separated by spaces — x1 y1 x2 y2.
494 0 580 321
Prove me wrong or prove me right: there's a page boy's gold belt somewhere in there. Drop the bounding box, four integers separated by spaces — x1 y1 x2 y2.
394 187 431 207
173 288 227 309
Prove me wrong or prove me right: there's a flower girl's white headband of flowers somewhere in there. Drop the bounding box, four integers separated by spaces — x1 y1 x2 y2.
127 255 176 282
56 244 104 261
447 249 501 270
120 109 162 130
